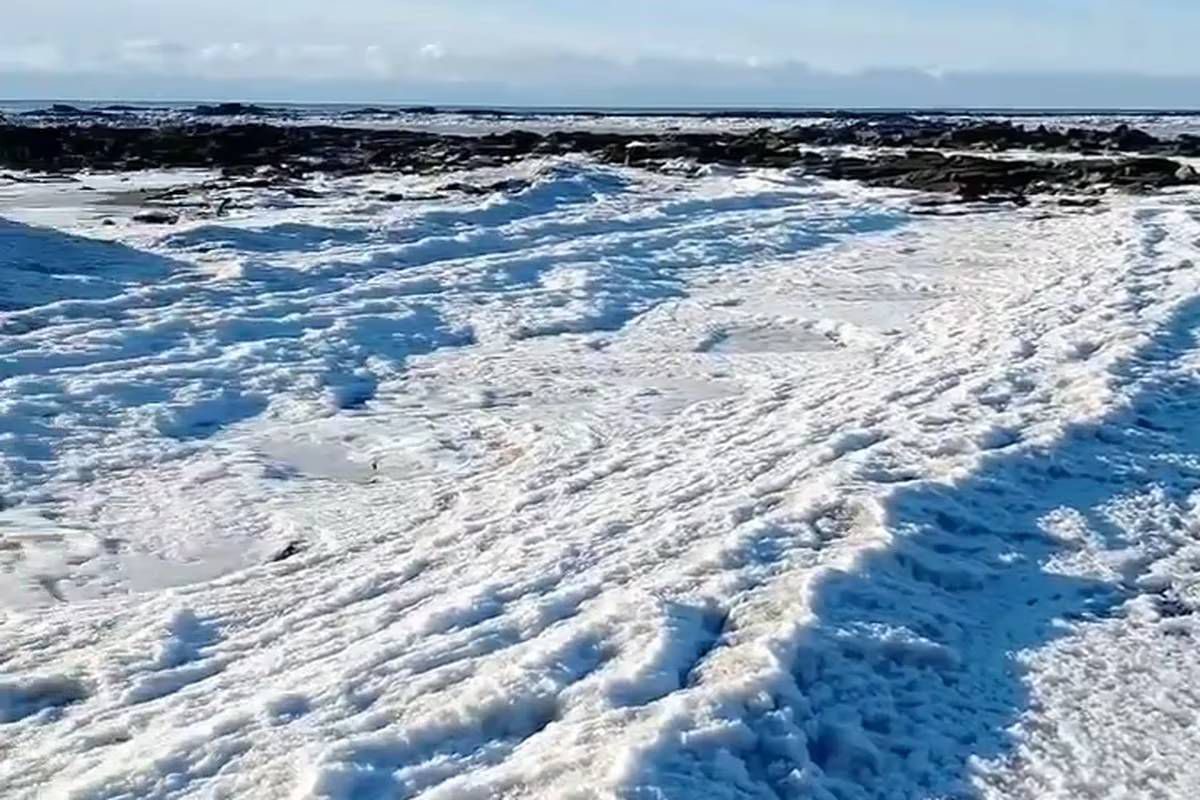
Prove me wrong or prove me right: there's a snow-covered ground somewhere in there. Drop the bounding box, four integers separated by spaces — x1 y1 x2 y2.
2 154 1200 799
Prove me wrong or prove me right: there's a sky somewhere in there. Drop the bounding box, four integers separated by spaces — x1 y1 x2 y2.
3 1 1200 108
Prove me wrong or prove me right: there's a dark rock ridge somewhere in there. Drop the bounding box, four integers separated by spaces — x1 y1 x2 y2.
19 104 114 120
2 119 1198 201
190 102 277 117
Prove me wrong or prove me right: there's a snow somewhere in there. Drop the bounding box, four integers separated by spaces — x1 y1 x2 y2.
2 148 1200 799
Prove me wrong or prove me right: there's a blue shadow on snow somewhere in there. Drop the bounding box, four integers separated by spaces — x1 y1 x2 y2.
630 296 1200 799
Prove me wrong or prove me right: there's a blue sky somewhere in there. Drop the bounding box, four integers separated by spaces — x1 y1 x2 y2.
4 1 1200 107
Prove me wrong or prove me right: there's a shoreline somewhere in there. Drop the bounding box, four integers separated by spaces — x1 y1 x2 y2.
3 117 1199 204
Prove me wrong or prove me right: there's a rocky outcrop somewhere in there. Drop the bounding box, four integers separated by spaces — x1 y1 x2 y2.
130 210 180 225
1 118 1197 202
190 103 277 117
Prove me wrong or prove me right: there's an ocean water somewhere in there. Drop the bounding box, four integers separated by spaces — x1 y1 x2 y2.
3 117 1200 799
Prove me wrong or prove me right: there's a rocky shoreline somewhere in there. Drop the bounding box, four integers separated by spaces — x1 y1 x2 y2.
2 116 1198 204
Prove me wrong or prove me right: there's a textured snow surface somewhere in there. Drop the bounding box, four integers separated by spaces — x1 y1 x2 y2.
2 159 1200 799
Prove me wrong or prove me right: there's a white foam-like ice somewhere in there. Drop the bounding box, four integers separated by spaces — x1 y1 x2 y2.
2 152 1200 799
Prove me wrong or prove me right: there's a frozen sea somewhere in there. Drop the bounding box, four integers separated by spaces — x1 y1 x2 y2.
3 119 1200 799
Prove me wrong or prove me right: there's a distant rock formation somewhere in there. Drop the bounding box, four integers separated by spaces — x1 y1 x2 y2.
2 116 1198 202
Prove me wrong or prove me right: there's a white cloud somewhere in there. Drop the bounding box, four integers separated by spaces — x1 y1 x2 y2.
116 39 189 70
364 44 393 77
418 43 445 61
198 42 261 65
5 0 1200 81
2 34 1199 109
0 43 65 72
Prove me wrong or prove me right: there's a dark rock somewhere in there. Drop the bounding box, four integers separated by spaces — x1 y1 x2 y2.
192 103 273 117
1108 124 1158 151
132 210 179 225
20 104 110 119
440 177 531 195
490 177 532 193
270 541 303 563
1 116 1197 204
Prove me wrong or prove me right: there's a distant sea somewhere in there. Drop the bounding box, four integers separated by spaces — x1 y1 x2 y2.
7 100 1200 117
